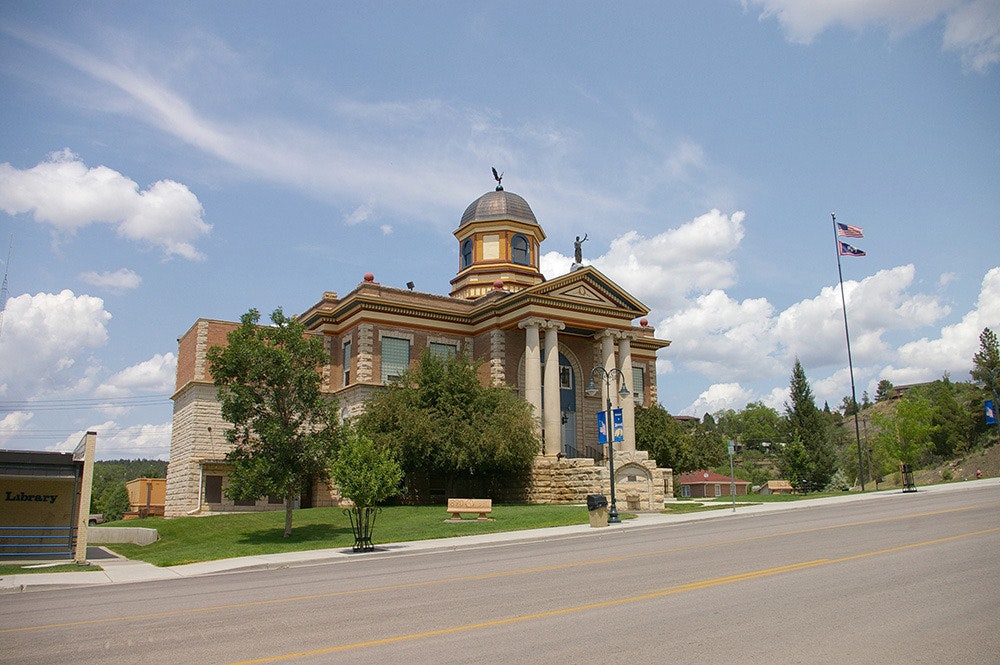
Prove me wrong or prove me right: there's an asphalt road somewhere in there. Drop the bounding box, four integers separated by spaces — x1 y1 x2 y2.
3 484 998 664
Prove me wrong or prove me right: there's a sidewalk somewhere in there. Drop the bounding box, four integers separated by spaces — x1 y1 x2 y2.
3 479 994 593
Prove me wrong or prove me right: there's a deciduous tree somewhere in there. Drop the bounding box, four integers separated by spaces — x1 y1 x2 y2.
358 351 539 496
207 307 342 537
332 430 403 508
871 396 933 469
635 404 691 471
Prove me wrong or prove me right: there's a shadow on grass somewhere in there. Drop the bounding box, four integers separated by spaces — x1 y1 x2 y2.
235 522 354 546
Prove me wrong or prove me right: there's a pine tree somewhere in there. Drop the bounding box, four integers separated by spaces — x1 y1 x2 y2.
784 359 838 490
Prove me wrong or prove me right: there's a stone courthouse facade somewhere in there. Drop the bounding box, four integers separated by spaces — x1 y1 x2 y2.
165 182 672 517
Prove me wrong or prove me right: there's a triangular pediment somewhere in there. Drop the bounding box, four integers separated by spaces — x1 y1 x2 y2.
548 282 618 307
525 266 649 315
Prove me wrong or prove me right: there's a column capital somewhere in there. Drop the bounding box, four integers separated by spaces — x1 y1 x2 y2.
541 319 565 332
617 330 639 342
518 317 548 330
593 329 618 341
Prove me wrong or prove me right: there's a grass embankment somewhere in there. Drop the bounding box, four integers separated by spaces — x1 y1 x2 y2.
92 504 600 568
0 563 102 576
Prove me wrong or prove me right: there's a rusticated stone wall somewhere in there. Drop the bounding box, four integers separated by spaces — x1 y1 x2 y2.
527 452 672 510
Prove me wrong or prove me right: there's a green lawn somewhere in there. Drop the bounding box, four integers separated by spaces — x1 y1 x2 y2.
87 503 607 567
1 492 860 574
0 562 102 576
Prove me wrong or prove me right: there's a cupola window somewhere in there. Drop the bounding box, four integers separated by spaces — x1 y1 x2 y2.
512 234 529 265
461 239 473 269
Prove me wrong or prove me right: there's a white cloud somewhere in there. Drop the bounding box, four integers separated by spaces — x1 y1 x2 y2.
943 0 1000 71
661 289 781 381
0 150 210 259
49 421 171 460
686 383 756 416
543 208 993 419
345 203 373 226
94 353 177 399
745 0 1000 72
664 139 708 180
593 210 747 311
540 209 746 313
888 266 1000 381
0 290 111 399
0 411 34 433
0 27 624 238
674 265 999 415
773 265 950 367
79 268 142 293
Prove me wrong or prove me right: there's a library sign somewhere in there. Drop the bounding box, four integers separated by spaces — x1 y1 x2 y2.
1 478 75 524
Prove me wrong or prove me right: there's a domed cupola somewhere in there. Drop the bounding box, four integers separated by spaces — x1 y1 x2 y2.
450 170 546 299
460 189 539 228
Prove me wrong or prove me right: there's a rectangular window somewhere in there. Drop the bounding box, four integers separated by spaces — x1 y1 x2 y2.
204 475 223 504
632 366 644 402
559 365 572 389
381 336 410 383
342 340 351 386
429 342 457 360
681 485 691 498
714 484 722 497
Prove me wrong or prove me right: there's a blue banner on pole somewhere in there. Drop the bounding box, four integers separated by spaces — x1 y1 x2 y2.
987 399 996 425
597 409 625 443
596 411 608 444
612 408 624 443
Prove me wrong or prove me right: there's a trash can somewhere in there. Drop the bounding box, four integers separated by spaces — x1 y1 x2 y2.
587 494 609 528
901 464 916 492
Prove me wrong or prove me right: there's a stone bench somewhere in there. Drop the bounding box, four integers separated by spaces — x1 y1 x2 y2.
446 498 493 521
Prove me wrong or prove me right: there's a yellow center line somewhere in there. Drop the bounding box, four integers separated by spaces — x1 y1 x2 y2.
224 525 1000 664
2 501 997 635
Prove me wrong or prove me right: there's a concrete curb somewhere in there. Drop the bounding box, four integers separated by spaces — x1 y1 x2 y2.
2 478 995 593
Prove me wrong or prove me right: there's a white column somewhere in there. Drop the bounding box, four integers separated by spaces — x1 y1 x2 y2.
542 320 565 457
518 318 545 438
618 332 637 452
596 330 617 460
599 329 616 411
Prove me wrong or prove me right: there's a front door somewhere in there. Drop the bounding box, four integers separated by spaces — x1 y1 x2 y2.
558 352 577 457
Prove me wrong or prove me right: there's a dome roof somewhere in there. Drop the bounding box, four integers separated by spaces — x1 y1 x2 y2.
459 189 537 228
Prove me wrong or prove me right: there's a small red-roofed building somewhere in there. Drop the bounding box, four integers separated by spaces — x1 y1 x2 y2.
676 470 750 498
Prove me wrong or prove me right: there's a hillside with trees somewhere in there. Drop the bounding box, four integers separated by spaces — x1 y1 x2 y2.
637 327 999 493
90 458 168 520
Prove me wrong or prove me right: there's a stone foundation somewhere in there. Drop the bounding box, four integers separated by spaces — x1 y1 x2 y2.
527 452 672 510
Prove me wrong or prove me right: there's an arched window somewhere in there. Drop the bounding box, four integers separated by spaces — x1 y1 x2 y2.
511 234 529 265
461 239 473 269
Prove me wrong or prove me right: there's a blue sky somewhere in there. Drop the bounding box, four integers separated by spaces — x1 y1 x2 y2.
1 1 998 459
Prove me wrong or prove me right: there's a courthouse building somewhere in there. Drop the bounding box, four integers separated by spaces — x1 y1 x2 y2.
165 181 672 516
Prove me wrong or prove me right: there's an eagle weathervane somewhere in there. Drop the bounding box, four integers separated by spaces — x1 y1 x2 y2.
492 167 504 191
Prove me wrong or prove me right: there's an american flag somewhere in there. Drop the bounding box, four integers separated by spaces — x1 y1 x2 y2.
839 242 866 257
837 222 864 238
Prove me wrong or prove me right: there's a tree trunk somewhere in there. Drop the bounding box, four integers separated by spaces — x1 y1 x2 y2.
284 492 294 537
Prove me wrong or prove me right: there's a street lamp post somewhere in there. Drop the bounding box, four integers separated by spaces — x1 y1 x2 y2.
586 366 630 524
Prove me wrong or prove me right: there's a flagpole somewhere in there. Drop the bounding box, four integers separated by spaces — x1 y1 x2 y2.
832 212 865 491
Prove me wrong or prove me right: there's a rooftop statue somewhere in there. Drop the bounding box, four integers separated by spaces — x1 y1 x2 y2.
574 233 588 264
